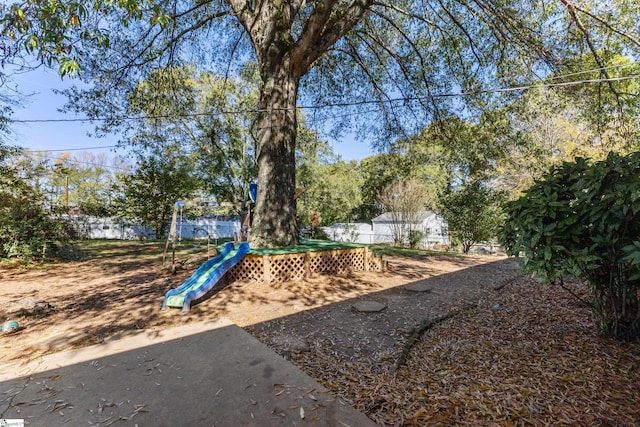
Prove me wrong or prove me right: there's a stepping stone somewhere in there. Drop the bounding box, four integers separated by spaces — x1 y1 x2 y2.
270 334 310 353
353 300 387 313
405 281 433 292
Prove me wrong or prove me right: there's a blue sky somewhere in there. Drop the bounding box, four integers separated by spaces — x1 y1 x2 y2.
10 67 374 162
10 67 120 157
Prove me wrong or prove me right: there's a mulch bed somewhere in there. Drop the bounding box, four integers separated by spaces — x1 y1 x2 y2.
249 274 640 426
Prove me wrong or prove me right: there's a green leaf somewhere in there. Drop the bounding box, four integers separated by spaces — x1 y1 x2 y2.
58 57 81 76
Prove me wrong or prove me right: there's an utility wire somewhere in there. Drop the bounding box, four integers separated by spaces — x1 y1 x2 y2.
538 61 638 82
24 152 132 172
25 145 120 152
9 73 640 124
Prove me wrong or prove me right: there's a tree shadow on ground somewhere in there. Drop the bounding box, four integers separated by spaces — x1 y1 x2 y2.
0 249 520 366
244 257 522 362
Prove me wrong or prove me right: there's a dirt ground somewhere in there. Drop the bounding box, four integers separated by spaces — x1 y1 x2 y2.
3 243 639 425
0 242 516 366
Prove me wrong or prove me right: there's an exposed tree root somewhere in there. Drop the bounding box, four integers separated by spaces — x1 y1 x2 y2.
492 274 525 291
394 274 525 373
394 302 475 373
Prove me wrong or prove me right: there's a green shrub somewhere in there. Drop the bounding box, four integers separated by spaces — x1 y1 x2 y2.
0 146 76 262
408 229 424 249
500 152 640 339
0 197 76 261
310 226 329 240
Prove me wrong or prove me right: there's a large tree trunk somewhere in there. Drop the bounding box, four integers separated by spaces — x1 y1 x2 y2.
226 0 372 248
250 62 299 248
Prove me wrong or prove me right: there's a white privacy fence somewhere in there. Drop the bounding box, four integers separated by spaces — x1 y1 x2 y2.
321 223 375 244
65 215 155 240
66 215 450 248
66 215 241 241
370 232 450 246
173 218 241 240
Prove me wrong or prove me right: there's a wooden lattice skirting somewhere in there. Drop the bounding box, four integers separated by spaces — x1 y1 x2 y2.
225 247 382 285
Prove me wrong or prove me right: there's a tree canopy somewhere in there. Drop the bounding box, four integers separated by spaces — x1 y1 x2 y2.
113 146 201 237
438 181 505 253
122 64 259 204
2 0 639 246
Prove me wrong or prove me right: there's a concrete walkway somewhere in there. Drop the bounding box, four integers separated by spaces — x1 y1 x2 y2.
0 319 375 426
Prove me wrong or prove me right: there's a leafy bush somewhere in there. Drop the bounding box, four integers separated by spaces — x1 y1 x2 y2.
500 152 640 339
0 145 76 262
408 229 425 249
0 202 76 261
310 226 329 240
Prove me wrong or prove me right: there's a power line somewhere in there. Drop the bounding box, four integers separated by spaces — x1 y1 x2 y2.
9 73 640 124
12 112 215 124
457 74 640 96
539 61 638 82
24 152 132 172
25 145 120 152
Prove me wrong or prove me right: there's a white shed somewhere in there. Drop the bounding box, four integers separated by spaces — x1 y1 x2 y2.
371 211 449 246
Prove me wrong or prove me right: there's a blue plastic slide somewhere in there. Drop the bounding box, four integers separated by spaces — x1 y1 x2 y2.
162 242 250 312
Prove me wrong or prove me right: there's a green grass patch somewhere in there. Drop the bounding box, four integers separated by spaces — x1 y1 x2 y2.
74 238 227 261
44 239 457 266
368 244 458 260
247 238 365 256
75 239 164 259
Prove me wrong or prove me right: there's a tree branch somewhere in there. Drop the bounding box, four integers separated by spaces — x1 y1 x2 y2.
171 0 218 20
560 0 627 133
366 8 445 125
561 0 640 48
292 0 372 75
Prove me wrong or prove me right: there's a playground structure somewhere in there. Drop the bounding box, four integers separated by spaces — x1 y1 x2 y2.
162 198 251 272
162 185 382 310
162 241 250 312
162 239 383 311
163 184 258 272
